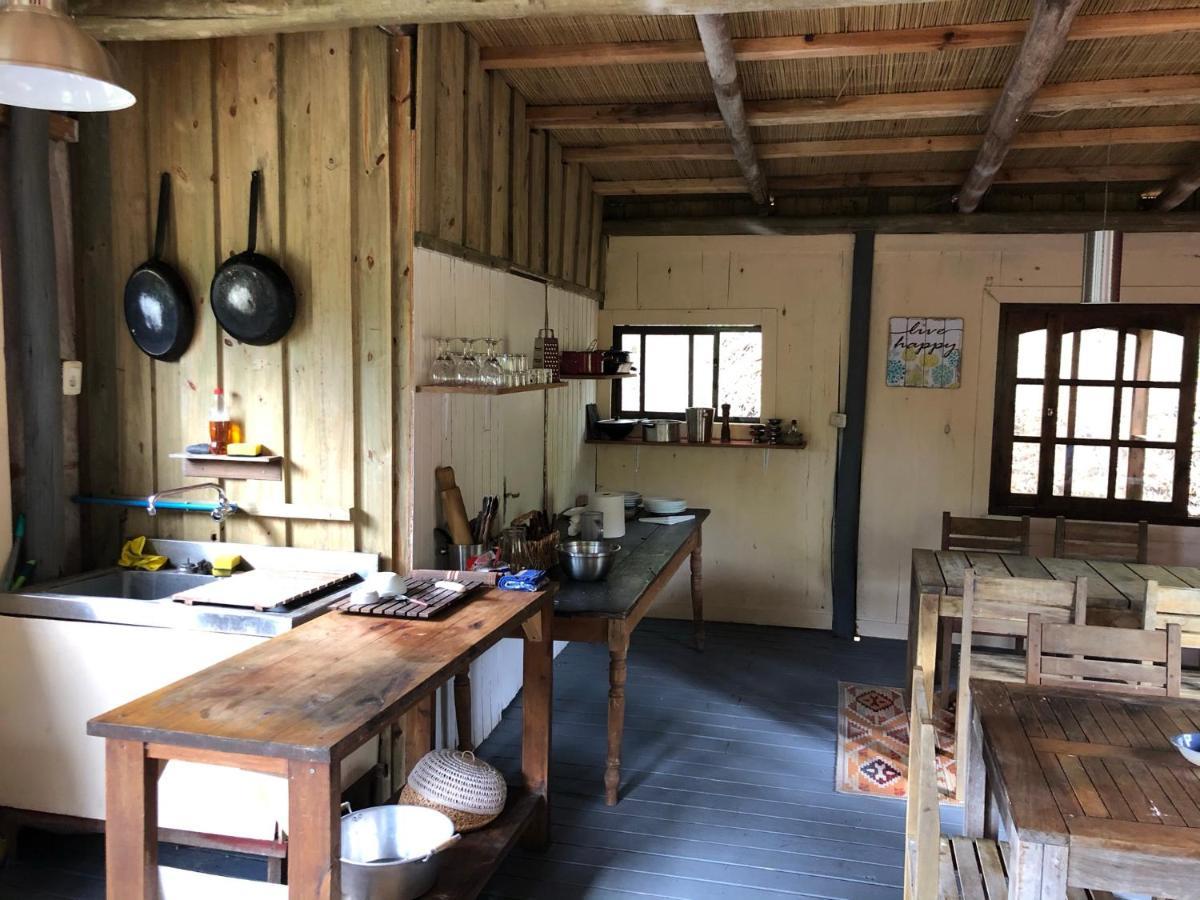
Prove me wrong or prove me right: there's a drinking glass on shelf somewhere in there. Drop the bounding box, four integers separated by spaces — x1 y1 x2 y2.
482 338 503 387
513 354 529 386
431 338 455 385
455 336 480 384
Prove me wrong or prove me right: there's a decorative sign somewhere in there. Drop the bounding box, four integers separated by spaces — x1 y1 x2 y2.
886 317 963 388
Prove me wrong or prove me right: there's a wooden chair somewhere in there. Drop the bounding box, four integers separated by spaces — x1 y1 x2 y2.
1142 580 1200 697
952 569 1086 802
938 513 1033 700
1053 516 1149 563
1026 614 1182 697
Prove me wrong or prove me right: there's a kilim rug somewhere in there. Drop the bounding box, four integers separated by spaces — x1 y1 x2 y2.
835 681 959 804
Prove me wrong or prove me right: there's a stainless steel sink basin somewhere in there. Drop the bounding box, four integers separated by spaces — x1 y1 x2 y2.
42 570 217 601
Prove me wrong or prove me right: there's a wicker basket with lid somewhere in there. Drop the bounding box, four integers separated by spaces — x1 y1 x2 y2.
399 750 507 832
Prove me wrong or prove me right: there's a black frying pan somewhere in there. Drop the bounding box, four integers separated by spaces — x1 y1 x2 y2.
124 172 194 361
210 170 296 346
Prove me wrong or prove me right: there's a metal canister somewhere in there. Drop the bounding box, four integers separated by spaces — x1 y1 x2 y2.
534 328 560 381
686 407 714 443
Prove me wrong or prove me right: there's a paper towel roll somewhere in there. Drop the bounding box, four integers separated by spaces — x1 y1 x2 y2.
588 491 627 539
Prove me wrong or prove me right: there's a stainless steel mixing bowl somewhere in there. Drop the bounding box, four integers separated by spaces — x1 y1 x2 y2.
558 540 622 581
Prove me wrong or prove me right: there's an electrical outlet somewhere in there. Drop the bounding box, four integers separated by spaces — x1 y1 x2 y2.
62 360 82 396
829 411 847 429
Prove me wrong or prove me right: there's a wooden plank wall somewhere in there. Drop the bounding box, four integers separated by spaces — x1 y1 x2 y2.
415 24 603 294
73 29 403 565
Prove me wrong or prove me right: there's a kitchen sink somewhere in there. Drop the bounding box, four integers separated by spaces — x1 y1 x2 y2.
37 570 218 601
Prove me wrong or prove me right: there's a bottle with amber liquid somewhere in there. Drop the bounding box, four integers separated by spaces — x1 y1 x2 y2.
209 387 232 455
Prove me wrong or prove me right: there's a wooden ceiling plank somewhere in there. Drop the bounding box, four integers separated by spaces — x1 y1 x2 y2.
527 75 1200 130
592 163 1180 195
72 0 948 41
562 125 1200 164
695 13 767 205
480 8 1200 71
1152 158 1200 211
957 0 1085 214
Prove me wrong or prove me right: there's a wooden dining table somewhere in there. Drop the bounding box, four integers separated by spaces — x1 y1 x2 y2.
967 679 1200 898
909 547 1200 701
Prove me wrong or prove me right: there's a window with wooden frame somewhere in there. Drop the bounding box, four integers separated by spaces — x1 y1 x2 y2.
990 304 1200 524
612 325 763 421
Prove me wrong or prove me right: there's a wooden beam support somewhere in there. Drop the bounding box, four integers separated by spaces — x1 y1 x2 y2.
562 125 1200 164
527 74 1200 130
1152 157 1200 211
695 14 767 206
480 7 1200 70
603 211 1200 236
592 164 1180 195
957 0 1085 213
0 106 78 142
71 0 945 41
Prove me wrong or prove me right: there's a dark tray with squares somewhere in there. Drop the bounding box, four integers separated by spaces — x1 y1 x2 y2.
332 578 488 620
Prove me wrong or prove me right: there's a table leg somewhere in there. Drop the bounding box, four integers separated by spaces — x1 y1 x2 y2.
605 624 630 806
964 702 986 838
522 597 553 848
454 668 474 752
105 739 157 900
914 592 940 708
402 694 434 781
690 532 704 651
287 760 340 900
1006 834 1067 900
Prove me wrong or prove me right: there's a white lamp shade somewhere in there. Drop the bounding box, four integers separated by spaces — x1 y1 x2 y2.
0 0 134 112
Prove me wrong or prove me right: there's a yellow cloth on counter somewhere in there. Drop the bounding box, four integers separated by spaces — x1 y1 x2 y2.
212 554 242 577
118 536 168 571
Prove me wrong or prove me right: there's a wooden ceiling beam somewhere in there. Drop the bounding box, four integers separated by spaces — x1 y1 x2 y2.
1151 158 1200 211
527 74 1200 130
957 0 1085 213
695 14 767 205
70 0 946 41
562 125 1200 164
592 164 1180 195
480 8 1200 70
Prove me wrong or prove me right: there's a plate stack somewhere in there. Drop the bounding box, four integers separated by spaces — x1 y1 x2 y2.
623 491 643 520
644 497 687 515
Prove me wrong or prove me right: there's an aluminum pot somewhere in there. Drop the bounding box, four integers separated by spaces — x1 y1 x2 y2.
641 419 682 443
685 407 714 443
340 804 457 900
559 540 622 581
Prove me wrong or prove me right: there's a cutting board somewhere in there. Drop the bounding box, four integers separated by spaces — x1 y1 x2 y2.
172 569 357 611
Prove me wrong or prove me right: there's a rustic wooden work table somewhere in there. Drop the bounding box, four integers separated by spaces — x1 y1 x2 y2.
909 547 1200 700
87 587 554 900
968 679 1200 898
553 509 708 805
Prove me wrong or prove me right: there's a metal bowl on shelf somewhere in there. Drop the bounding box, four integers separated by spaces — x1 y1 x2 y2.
558 540 622 582
595 418 640 440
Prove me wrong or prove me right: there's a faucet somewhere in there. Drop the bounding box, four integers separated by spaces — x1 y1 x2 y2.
147 483 236 522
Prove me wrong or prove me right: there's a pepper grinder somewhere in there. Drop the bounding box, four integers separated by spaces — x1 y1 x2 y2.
720 403 732 443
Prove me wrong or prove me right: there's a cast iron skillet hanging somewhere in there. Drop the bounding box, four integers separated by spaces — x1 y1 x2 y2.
210 170 296 346
123 172 194 361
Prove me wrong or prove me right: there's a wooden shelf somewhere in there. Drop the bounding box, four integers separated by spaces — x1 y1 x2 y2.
416 382 568 395
587 437 807 450
168 453 284 481
424 789 542 900
561 372 635 380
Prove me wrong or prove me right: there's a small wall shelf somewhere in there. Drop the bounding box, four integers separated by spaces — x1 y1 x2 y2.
561 373 636 381
169 453 284 482
587 437 806 450
415 382 568 396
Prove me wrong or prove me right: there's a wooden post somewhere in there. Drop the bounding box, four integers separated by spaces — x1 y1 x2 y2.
694 13 768 206
956 0 1085 213
287 760 340 900
1153 156 1200 211
604 621 630 806
104 740 157 900
690 530 705 651
454 668 473 751
521 596 553 847
402 694 434 780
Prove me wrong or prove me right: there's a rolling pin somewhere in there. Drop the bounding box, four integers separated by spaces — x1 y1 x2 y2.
441 486 474 545
435 466 458 492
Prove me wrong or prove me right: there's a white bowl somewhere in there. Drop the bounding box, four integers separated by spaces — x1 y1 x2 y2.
1171 733 1200 765
364 571 408 597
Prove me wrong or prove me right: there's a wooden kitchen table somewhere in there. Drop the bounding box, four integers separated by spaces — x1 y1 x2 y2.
908 547 1200 702
553 509 708 805
87 587 554 900
968 679 1200 899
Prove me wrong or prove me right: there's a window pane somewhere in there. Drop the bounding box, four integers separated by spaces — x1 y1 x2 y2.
1014 384 1043 437
1149 330 1183 382
1054 444 1110 498
1123 332 1137 381
1146 388 1180 442
643 334 690 413
692 334 715 408
1057 386 1113 439
1059 332 1074 380
620 333 642 414
1010 442 1040 495
718 331 762 419
1075 328 1119 380
1016 329 1046 379
1143 448 1175 503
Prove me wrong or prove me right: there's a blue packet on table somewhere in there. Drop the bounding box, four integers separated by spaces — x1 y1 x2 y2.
498 569 547 592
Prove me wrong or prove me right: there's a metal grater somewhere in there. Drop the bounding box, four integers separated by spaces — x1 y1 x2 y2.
534 328 560 381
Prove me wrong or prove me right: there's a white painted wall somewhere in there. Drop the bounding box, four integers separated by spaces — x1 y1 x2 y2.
411 249 596 748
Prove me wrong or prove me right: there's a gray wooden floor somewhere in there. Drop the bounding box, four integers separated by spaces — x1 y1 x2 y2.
1 619 946 898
